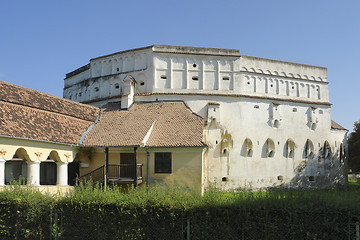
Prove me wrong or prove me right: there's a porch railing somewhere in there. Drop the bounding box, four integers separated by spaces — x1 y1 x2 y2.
79 164 143 185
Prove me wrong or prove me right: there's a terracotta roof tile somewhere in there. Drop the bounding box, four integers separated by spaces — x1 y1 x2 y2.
0 101 95 144
0 81 98 122
331 120 347 131
82 101 205 147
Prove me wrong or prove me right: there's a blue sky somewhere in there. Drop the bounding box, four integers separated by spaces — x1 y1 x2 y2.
0 1 359 132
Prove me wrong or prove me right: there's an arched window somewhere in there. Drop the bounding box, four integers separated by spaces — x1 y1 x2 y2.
243 138 253 157
266 138 275 158
286 139 295 158
304 139 315 158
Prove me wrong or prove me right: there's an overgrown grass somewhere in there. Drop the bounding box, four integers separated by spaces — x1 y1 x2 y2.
1 180 360 210
1 181 359 239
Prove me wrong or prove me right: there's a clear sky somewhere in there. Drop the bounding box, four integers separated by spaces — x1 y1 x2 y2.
0 1 359 132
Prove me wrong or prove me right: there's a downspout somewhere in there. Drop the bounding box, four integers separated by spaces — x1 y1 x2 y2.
133 147 137 188
146 147 150 186
104 147 109 191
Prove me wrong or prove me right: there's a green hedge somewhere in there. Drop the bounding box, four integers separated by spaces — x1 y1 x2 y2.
0 183 359 239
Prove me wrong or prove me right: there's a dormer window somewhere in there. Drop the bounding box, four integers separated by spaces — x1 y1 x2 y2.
95 87 99 92
115 83 120 89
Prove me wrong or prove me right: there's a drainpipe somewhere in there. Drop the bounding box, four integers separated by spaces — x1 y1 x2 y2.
146 147 150 186
133 147 137 188
104 147 109 191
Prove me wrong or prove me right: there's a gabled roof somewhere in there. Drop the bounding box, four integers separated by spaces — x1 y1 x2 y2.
0 81 99 144
331 120 347 131
82 101 205 147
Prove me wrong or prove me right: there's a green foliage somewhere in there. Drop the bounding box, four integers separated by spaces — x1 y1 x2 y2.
0 182 360 239
349 120 360 172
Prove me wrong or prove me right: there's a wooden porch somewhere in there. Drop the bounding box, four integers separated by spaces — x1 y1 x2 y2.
79 164 143 186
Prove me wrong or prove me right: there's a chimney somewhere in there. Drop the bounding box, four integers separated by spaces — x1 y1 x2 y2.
121 75 136 110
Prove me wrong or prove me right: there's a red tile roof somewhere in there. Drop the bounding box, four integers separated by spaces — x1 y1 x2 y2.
0 81 98 122
0 81 99 144
331 120 347 131
82 101 205 147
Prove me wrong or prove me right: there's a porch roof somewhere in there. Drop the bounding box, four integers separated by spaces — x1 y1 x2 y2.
82 101 205 147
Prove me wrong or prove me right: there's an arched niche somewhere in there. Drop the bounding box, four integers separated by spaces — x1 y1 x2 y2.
285 139 295 158
323 141 332 159
304 139 315 158
266 138 275 158
339 143 345 163
243 138 253 157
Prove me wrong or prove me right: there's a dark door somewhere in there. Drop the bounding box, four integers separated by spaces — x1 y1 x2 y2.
120 153 135 178
68 161 79 186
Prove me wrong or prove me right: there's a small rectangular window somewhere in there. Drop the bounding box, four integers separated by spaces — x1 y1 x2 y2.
222 76 230 80
192 76 199 81
155 152 171 173
160 75 167 79
293 108 297 112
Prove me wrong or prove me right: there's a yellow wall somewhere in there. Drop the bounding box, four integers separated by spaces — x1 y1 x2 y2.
146 149 203 189
0 137 75 163
80 147 204 189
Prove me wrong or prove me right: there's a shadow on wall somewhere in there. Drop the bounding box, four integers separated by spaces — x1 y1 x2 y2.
285 141 346 189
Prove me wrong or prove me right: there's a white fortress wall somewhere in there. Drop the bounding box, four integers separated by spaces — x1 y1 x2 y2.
151 52 329 104
63 47 154 104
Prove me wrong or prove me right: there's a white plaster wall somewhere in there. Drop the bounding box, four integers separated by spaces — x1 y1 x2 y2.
240 55 327 82
64 48 153 103
153 53 239 93
64 46 329 107
64 69 90 88
241 73 329 102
